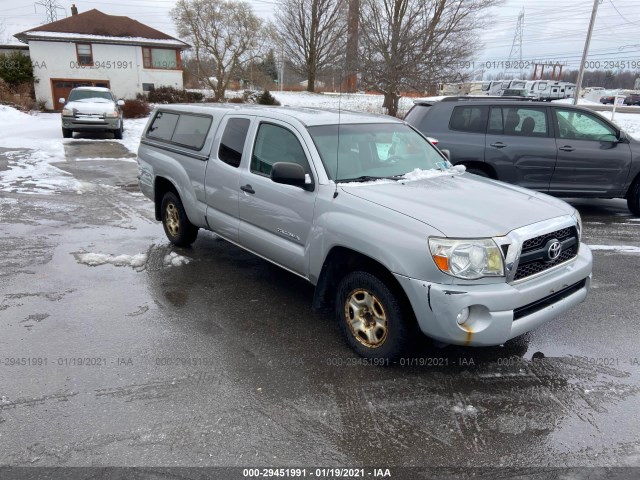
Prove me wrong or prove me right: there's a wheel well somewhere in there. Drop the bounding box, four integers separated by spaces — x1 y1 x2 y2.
459 161 497 179
312 247 412 315
625 173 640 199
154 177 178 221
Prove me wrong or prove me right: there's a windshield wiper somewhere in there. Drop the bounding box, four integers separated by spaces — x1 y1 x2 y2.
338 175 401 183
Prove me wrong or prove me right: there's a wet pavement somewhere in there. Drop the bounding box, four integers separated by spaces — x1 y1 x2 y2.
1 142 640 473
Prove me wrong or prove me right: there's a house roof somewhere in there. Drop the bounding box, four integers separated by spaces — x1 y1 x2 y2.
14 9 189 48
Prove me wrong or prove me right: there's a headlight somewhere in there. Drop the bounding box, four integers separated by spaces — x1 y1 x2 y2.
105 110 119 118
573 210 582 241
62 108 73 116
429 237 504 279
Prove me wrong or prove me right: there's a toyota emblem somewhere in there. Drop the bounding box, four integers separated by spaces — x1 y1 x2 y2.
547 240 562 261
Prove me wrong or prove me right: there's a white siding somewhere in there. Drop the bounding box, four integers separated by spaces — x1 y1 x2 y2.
29 40 184 109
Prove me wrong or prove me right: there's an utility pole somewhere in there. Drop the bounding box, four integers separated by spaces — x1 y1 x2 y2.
344 0 360 93
574 0 600 105
35 0 64 23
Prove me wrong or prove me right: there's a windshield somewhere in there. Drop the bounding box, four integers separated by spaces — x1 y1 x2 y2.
68 90 114 103
307 123 450 182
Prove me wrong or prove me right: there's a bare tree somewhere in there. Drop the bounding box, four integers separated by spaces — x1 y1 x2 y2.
359 0 500 116
275 0 347 92
172 0 267 101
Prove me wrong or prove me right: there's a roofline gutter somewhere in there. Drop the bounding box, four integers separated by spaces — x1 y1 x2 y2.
13 33 191 49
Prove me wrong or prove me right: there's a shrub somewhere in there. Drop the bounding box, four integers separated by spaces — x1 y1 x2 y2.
0 79 36 112
0 52 34 87
123 98 152 118
256 90 280 106
147 86 204 104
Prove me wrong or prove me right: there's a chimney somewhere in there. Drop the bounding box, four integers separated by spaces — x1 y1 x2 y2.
71 4 78 16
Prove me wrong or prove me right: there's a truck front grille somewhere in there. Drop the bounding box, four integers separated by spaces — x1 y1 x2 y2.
514 227 579 281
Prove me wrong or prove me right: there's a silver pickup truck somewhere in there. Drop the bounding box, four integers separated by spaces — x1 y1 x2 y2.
137 104 592 359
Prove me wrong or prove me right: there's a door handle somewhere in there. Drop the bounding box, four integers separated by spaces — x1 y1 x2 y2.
490 142 507 148
559 146 575 152
240 184 255 194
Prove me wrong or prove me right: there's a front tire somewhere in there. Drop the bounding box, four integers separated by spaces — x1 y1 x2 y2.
113 123 123 140
62 128 72 138
335 271 412 360
628 180 640 216
161 192 199 246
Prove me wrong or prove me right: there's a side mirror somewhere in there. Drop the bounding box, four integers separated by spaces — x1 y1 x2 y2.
440 149 451 161
117 99 125 107
271 162 308 188
58 98 65 104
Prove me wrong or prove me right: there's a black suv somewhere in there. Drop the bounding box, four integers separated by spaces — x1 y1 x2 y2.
405 97 640 215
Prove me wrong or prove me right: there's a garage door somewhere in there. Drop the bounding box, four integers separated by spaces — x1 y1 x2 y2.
51 79 110 110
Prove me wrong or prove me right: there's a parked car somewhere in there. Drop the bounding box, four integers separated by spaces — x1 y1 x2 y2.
137 105 592 360
623 94 640 106
600 95 616 104
405 97 640 216
60 87 125 139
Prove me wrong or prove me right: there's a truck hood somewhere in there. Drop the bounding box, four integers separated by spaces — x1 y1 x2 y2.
340 173 575 238
65 100 116 115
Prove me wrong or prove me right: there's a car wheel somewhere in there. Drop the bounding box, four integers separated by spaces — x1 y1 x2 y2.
62 128 72 138
113 124 123 140
466 167 490 178
161 192 199 246
627 180 640 216
336 271 412 360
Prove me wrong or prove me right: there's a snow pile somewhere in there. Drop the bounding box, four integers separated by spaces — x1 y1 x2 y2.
74 250 191 270
75 252 148 269
552 98 603 106
452 404 478 415
588 245 640 254
164 251 190 267
338 166 465 187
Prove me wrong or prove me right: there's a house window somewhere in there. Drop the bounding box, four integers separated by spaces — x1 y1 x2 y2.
142 83 155 92
76 44 93 66
142 48 180 70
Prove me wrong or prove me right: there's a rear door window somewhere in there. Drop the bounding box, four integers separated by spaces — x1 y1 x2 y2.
218 118 251 168
448 106 488 133
488 107 548 137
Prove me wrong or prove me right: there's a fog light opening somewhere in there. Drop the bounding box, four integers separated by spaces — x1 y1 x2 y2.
456 307 470 325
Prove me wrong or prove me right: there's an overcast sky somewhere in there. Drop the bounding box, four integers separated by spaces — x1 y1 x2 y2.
2 0 639 74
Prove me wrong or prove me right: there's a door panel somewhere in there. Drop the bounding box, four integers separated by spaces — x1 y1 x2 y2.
204 115 254 242
484 106 556 191
238 120 317 276
550 108 632 196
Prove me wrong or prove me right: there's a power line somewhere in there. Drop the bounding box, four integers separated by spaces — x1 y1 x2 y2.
34 0 64 23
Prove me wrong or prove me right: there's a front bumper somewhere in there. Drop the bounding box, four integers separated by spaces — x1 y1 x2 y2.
62 116 121 131
395 243 592 346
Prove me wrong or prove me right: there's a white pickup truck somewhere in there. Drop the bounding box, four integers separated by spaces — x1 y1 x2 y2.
137 104 592 360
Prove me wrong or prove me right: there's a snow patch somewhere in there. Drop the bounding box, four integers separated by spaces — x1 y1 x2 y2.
452 404 477 415
75 252 148 269
588 245 640 253
163 251 190 267
338 166 464 187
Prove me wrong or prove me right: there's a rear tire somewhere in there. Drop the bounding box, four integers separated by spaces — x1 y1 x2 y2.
161 192 199 247
335 271 412 360
62 128 72 138
627 180 640 216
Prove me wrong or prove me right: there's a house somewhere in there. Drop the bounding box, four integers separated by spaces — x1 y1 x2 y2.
14 5 190 110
